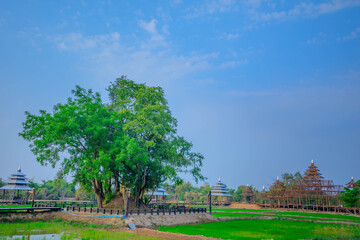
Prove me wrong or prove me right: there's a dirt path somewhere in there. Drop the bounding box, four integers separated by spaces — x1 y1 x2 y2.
134 228 220 240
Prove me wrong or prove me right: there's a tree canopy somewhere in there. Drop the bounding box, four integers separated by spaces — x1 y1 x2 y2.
20 76 204 207
340 180 360 208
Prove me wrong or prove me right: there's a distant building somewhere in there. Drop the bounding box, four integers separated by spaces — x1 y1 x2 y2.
145 188 169 203
242 184 255 203
211 178 232 205
0 166 32 202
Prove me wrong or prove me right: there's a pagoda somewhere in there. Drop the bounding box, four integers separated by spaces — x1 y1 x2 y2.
210 178 232 205
345 177 359 189
304 160 323 180
0 166 32 202
268 177 286 205
241 184 254 203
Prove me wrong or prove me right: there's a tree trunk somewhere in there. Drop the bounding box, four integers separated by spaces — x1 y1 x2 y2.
93 179 103 208
114 175 120 194
124 187 129 216
96 192 103 208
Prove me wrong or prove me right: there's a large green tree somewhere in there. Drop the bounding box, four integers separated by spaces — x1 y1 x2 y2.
20 86 122 207
107 77 204 206
20 76 204 207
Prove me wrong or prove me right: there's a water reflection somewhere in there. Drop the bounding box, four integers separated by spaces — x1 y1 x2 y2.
4 233 62 239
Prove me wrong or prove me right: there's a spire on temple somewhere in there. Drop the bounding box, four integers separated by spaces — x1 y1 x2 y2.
346 177 358 189
304 160 323 180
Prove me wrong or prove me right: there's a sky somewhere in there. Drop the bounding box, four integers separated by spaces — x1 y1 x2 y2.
0 0 359 190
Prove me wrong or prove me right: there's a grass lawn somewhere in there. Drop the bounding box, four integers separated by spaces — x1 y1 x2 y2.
0 219 160 240
212 209 360 223
159 219 360 240
0 205 32 208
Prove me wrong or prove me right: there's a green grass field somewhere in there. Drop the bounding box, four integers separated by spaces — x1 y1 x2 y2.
159 219 360 240
0 205 32 208
212 212 360 223
0 219 160 240
159 207 360 239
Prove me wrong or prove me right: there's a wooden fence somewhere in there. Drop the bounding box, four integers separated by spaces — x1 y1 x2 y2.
65 206 207 216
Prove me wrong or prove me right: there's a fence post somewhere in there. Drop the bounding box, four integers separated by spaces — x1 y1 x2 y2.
208 191 212 215
110 209 113 215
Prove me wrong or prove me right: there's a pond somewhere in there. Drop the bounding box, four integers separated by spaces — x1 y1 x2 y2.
5 233 61 240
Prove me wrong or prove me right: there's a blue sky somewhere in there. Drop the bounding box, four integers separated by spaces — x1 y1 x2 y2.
0 0 359 190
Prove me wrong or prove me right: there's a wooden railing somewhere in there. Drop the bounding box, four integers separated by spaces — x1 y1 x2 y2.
65 206 207 216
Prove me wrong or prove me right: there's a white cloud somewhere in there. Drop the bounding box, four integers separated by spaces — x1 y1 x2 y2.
337 27 360 41
219 33 240 40
49 31 226 86
185 0 237 18
218 60 247 69
251 0 360 22
52 32 120 51
306 32 327 45
138 19 157 34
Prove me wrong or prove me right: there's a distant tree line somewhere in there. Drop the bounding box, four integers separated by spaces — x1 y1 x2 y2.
0 178 5 188
27 179 95 200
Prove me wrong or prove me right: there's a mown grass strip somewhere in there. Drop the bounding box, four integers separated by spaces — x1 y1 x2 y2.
0 205 32 208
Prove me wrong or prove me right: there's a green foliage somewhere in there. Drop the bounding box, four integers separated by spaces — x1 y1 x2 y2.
28 179 75 200
280 171 303 186
340 181 360 207
162 181 211 202
0 178 4 188
75 185 96 201
104 192 115 204
20 76 204 207
107 77 205 199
